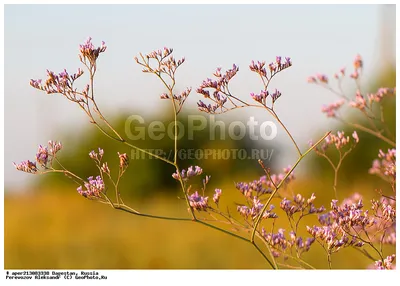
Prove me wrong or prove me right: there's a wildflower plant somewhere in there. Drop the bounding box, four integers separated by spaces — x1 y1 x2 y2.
14 38 395 269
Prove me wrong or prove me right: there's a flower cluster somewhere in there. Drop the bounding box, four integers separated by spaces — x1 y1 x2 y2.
280 193 325 216
249 56 292 79
349 90 367 110
36 145 49 166
13 140 63 173
237 197 277 221
101 162 110 175
235 166 296 223
235 176 272 198
261 228 291 257
172 166 203 181
329 198 375 229
250 90 269 104
48 140 63 155
135 47 185 77
314 131 359 153
261 228 315 257
308 55 363 84
374 254 396 270
188 191 209 211
307 73 329 84
369 148 396 182
249 57 291 106
197 100 220 113
160 87 192 112
321 99 345 118
29 39 107 101
79 37 107 65
350 54 363 79
30 68 86 98
293 235 315 254
13 160 38 174
196 65 239 113
77 176 105 199
371 197 396 223
306 224 364 251
250 89 282 105
307 196 374 251
370 197 396 245
367 87 396 103
89 148 104 162
320 88 392 118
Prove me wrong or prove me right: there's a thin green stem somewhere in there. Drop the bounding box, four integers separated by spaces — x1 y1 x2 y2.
346 122 395 147
251 241 276 269
40 169 84 183
196 220 249 244
268 109 302 157
123 141 174 165
116 205 193 221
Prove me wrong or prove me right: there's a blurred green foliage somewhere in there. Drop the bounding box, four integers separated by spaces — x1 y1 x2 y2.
34 109 282 199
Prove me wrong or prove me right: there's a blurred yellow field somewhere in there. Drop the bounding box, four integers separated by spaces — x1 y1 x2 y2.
5 178 393 269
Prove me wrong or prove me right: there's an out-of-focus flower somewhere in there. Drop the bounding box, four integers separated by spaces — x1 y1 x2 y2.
349 90 366 110
374 254 396 270
118 152 129 169
101 162 110 175
172 166 203 181
89 148 104 161
321 100 345 118
48 140 62 155
367 87 396 103
319 130 359 151
213 189 222 204
13 160 38 174
353 54 363 70
369 148 396 182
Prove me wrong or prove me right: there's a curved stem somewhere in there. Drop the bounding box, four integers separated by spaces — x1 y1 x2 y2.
116 205 192 221
117 204 275 268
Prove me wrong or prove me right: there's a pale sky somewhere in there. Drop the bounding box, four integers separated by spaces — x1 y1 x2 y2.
4 4 395 189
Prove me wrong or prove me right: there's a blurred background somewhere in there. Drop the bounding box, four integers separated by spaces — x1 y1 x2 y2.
4 4 396 269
